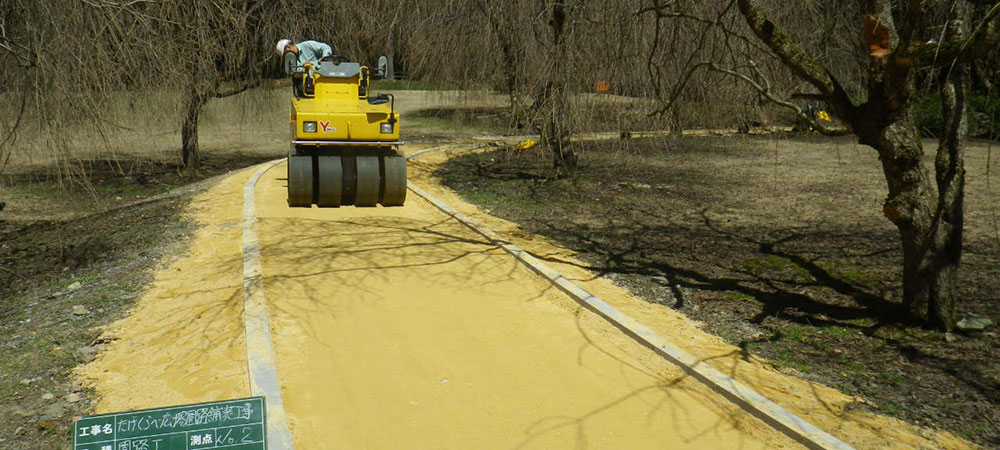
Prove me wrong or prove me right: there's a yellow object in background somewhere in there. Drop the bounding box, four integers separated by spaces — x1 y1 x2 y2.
513 139 536 151
818 111 832 122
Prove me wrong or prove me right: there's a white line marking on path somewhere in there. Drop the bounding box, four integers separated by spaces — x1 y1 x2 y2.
242 161 295 449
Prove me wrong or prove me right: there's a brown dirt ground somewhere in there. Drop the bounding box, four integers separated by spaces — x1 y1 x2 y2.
0 157 270 449
0 197 192 449
435 134 1000 447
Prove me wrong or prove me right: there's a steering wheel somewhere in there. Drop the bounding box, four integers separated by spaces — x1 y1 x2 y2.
321 54 350 64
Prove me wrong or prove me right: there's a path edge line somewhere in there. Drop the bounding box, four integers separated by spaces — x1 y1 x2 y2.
405 146 853 450
242 161 295 449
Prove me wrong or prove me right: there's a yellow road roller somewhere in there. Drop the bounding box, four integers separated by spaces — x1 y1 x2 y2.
282 53 404 207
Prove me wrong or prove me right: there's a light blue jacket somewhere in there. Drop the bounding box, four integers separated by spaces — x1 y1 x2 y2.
296 40 333 66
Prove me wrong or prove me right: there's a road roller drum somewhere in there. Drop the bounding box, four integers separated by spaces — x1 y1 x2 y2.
286 149 406 207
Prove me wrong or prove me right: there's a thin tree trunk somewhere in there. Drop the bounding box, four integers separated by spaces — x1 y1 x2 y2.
386 31 396 81
543 0 578 174
182 2 209 172
476 0 525 130
181 79 205 171
923 19 968 330
499 35 523 129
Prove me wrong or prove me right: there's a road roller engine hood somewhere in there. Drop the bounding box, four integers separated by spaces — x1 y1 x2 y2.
290 61 399 143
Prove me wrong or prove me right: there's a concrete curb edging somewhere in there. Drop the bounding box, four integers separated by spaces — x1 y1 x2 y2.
242 161 295 449
405 148 853 450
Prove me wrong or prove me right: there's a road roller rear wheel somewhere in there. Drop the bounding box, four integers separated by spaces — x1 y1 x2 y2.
355 156 381 207
317 155 343 207
287 153 314 207
380 156 406 206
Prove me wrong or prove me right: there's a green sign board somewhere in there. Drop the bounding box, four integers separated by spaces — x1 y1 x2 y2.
73 397 266 450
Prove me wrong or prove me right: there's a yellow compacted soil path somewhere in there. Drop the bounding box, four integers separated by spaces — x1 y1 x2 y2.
79 153 974 450
254 162 793 449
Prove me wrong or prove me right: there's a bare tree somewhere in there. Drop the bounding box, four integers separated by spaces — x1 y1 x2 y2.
744 0 999 330
474 0 528 127
73 0 351 171
153 0 289 171
1 0 163 184
537 0 582 174
650 0 998 329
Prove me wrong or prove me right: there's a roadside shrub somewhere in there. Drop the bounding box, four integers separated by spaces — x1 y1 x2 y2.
915 90 999 139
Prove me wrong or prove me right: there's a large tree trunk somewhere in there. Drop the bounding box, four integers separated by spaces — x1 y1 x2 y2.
860 101 964 331
861 17 969 331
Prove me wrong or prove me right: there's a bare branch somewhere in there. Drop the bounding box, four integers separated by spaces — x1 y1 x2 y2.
703 61 851 135
0 17 35 66
636 1 771 55
736 0 858 121
0 90 29 175
899 1 1000 66
790 93 825 101
214 80 260 99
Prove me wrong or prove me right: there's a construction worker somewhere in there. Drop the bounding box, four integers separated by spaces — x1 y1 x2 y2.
276 39 333 67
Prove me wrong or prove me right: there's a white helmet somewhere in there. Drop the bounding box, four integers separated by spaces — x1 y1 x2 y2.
275 39 292 56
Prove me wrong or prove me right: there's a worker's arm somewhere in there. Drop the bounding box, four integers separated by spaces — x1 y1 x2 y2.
317 42 333 60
